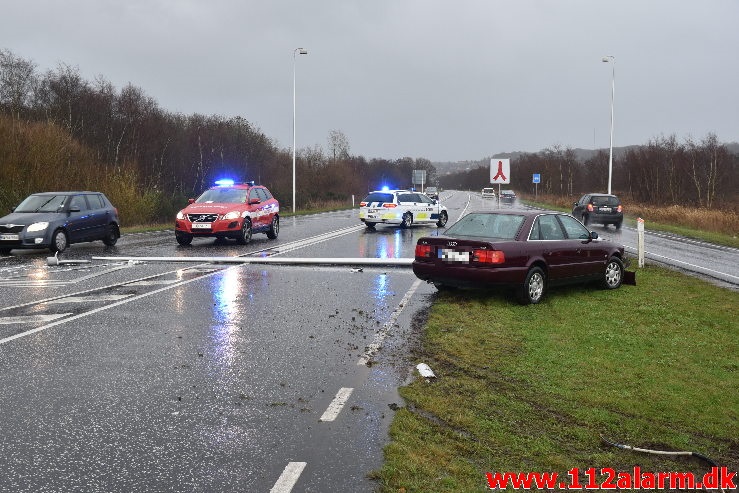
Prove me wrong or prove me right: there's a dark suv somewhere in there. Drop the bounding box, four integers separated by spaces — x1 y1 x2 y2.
572 193 623 229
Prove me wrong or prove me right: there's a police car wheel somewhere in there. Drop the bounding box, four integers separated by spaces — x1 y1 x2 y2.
267 216 279 239
237 219 252 245
436 211 448 228
400 212 413 228
365 222 376 229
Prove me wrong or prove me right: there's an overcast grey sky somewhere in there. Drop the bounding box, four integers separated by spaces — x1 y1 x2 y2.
2 0 737 162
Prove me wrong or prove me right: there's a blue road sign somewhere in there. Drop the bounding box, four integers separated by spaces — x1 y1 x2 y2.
533 173 541 184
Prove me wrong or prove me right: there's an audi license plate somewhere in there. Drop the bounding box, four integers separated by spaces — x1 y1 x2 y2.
192 223 211 229
439 248 469 263
599 207 612 212
0 234 19 241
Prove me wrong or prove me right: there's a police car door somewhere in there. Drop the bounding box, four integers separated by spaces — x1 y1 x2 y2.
415 193 438 223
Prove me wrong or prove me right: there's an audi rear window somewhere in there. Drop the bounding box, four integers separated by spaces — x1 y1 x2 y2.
445 213 524 239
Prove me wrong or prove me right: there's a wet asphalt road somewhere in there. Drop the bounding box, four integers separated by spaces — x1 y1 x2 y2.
1 192 737 492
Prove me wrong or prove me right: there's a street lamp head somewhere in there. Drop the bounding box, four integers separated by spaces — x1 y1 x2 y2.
297 48 308 55
602 55 614 63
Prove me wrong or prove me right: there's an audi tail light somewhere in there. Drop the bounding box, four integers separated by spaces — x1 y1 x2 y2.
415 244 434 258
617 205 623 213
472 249 505 264
586 204 594 212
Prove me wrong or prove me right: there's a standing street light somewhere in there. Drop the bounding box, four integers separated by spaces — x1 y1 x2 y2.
602 55 615 195
293 47 308 213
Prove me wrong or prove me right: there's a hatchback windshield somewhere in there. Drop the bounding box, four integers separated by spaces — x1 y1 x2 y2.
445 213 524 239
196 188 248 204
14 194 68 213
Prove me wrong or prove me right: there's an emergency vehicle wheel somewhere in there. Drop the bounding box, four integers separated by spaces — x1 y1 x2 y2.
267 216 279 239
237 219 252 245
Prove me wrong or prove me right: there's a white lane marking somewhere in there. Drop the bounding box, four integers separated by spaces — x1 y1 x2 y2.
0 314 72 325
357 279 422 366
270 462 307 493
0 273 216 346
125 279 181 286
319 387 354 422
44 294 133 304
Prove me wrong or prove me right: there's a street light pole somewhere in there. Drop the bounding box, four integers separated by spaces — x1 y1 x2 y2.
293 47 308 213
602 55 615 195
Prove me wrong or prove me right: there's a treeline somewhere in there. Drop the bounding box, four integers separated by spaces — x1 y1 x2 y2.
1 48 736 222
0 49 434 222
440 137 738 209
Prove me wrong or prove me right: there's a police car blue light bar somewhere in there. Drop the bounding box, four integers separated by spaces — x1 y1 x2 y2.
214 179 235 186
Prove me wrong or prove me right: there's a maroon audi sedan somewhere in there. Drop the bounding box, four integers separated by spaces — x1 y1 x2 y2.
412 210 626 304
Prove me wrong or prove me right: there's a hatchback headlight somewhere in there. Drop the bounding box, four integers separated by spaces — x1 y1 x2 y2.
27 222 49 232
222 211 240 220
176 211 185 220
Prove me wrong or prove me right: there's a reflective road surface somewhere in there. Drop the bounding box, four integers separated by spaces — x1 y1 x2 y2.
0 191 736 492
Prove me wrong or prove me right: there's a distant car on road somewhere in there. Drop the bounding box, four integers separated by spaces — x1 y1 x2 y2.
359 189 448 229
500 190 517 204
0 191 120 254
572 193 623 229
175 180 279 246
425 187 439 200
481 188 496 199
412 210 626 304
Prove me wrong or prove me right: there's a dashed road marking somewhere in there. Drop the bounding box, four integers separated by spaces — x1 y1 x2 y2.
319 387 354 422
270 462 307 493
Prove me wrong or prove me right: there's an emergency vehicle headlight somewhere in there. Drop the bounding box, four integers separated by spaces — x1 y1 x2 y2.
176 211 185 220
222 211 240 220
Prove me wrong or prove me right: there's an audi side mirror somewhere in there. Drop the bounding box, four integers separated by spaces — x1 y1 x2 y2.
590 231 599 240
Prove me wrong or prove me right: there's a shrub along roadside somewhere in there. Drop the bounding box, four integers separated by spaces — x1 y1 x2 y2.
374 266 738 492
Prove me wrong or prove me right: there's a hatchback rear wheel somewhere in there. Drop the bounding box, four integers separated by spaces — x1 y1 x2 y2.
102 224 119 246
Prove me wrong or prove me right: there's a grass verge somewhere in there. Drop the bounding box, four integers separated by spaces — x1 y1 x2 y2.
375 266 738 492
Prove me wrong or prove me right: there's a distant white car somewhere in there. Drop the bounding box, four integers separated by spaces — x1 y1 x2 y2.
359 189 448 229
481 187 496 199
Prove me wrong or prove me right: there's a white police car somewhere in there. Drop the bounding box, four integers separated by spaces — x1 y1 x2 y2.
359 189 448 229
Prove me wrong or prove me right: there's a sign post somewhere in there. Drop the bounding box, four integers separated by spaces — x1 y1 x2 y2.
532 173 541 200
412 169 426 192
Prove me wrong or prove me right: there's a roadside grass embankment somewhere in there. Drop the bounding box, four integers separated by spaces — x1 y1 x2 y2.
375 266 738 492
